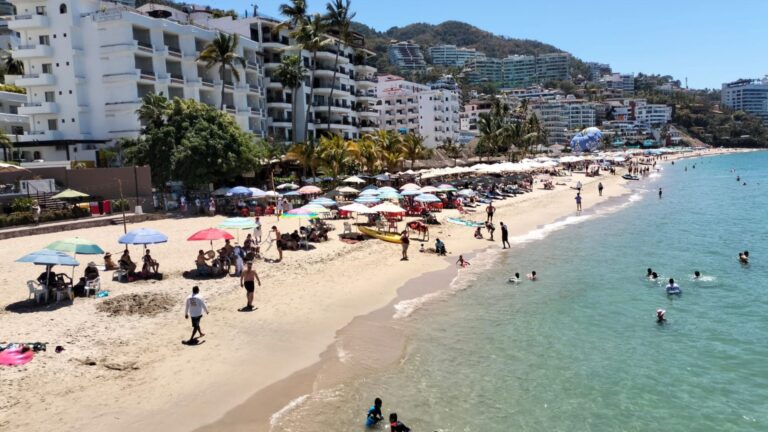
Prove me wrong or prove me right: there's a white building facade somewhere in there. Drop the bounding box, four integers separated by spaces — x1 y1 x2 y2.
721 78 768 122
418 89 460 148
428 44 483 68
8 0 267 165
375 74 426 136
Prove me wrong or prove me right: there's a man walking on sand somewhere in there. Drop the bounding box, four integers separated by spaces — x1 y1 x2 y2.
184 286 209 344
598 182 604 197
486 202 495 223
240 262 261 311
500 222 511 249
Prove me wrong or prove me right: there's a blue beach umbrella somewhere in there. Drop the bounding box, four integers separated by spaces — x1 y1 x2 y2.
354 196 381 204
119 228 168 246
226 186 253 197
377 186 398 193
283 191 301 197
401 189 422 196
414 194 441 203
378 190 403 200
359 189 381 196
17 249 80 266
310 197 337 207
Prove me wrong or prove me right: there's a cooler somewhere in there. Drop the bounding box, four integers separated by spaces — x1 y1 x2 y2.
89 202 99 216
102 200 111 214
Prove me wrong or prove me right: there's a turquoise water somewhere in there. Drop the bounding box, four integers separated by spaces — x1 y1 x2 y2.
275 152 768 431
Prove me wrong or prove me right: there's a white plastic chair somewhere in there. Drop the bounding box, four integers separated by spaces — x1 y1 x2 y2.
27 280 47 304
343 222 352 234
86 277 101 297
54 286 72 302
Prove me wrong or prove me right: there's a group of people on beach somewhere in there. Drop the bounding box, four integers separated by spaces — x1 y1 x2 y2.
365 398 411 431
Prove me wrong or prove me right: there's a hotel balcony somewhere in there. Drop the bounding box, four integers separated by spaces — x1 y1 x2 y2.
17 130 63 142
15 73 55 87
18 102 59 115
104 99 142 112
9 13 49 30
102 70 140 84
14 44 53 59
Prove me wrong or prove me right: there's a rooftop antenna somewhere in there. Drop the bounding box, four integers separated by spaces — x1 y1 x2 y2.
685 77 688 89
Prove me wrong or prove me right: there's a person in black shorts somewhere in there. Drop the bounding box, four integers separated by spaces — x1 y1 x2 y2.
240 262 261 310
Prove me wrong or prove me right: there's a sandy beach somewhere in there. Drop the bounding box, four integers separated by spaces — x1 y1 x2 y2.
0 148 747 432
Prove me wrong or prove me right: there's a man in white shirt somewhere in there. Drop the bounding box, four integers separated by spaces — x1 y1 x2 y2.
184 286 209 344
253 216 262 243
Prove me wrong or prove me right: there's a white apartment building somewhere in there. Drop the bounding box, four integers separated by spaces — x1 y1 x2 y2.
721 78 768 122
428 44 483 68
388 40 425 70
460 100 492 133
208 15 378 142
501 55 536 88
600 73 634 94
375 74 426 135
635 102 671 127
0 90 32 161
8 0 267 165
532 97 596 145
418 89 460 148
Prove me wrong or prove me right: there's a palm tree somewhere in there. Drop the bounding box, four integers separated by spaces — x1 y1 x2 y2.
198 32 246 111
135 92 170 131
318 134 356 184
356 133 379 174
291 14 331 143
274 55 307 143
323 0 355 131
286 140 319 182
276 0 308 32
401 133 428 169
1 47 23 76
476 113 498 160
439 137 463 167
261 138 288 192
373 130 403 172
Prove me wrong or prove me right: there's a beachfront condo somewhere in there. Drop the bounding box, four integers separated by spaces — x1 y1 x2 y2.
428 44 484 68
417 89 461 148
6 0 267 166
721 78 768 122
388 40 426 70
465 52 571 87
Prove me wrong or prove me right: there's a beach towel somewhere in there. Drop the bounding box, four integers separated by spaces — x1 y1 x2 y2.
0 347 34 366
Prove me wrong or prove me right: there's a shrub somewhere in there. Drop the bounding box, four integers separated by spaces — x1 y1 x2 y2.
112 199 130 212
11 197 33 213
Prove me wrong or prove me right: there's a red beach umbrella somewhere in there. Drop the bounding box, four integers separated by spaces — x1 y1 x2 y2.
187 228 235 249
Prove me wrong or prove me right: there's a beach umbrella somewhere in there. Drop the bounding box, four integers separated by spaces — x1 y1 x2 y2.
119 228 168 246
377 186 398 193
218 217 256 242
378 190 403 200
374 174 390 182
17 249 80 289
336 186 359 195
212 187 230 196
46 237 104 255
226 186 253 197
371 202 406 214
354 196 381 204
301 204 328 216
419 186 439 193
0 162 29 173
340 203 377 214
399 183 421 191
359 189 381 196
276 183 299 190
458 189 477 197
283 191 301 197
401 189 422 196
248 187 267 198
283 208 319 221
414 194 441 203
51 188 89 200
297 185 322 195
309 197 337 207
264 190 281 198
343 176 366 184
188 228 234 249
437 184 457 192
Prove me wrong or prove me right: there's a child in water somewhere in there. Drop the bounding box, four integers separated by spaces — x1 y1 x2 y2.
528 271 537 281
693 270 701 280
365 398 383 426
457 255 470 268
646 268 653 278
656 309 666 324
509 272 521 283
389 413 411 432
739 251 749 264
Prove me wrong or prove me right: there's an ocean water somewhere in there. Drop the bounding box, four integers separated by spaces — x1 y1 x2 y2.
273 152 768 431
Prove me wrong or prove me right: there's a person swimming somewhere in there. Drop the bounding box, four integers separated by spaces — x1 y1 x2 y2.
508 272 521 283
656 309 666 324
693 270 701 279
528 271 537 281
646 268 653 278
666 278 681 295
650 272 659 280
389 413 411 432
365 398 384 426
739 251 749 264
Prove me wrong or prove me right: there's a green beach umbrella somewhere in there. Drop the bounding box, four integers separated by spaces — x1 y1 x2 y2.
217 217 256 241
47 237 104 255
51 189 89 200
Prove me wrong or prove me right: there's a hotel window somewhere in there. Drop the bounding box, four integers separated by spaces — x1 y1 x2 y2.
44 91 55 102
42 64 52 73
47 119 58 130
59 3 67 14
36 5 46 15
39 35 50 45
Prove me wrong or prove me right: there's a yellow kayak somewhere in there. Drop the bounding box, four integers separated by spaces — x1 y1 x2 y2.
358 225 403 244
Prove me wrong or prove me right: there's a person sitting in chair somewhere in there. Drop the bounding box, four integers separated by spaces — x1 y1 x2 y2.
219 239 234 260
196 250 211 276
37 270 57 287
74 262 100 296
142 249 159 275
104 252 118 271
119 250 137 274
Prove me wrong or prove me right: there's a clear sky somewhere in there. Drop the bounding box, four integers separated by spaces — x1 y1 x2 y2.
213 0 768 89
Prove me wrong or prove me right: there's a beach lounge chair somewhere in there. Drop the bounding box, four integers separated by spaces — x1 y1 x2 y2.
85 277 102 297
27 280 47 304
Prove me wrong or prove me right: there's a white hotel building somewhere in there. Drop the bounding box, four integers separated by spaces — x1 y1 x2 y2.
418 89 460 148
7 0 267 165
